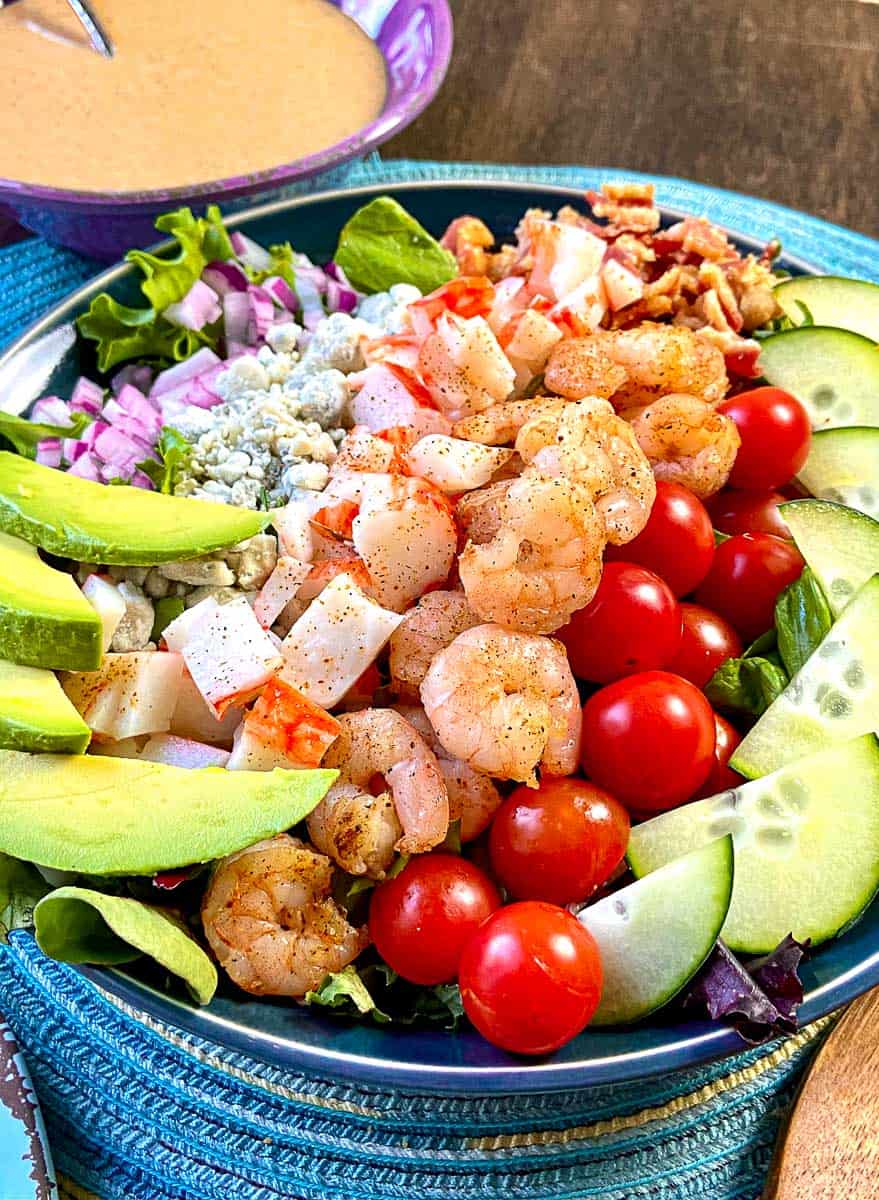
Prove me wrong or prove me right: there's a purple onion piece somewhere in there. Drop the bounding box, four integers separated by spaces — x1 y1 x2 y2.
150 348 222 399
229 232 271 271
31 396 72 426
202 260 249 296
163 280 222 332
69 377 105 414
66 452 102 481
36 439 63 468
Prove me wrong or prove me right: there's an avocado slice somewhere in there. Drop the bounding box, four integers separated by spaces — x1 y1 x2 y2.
0 659 90 753
0 531 101 670
0 452 270 565
0 749 337 874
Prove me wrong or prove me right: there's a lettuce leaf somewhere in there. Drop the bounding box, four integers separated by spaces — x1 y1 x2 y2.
306 961 464 1029
334 197 457 295
34 885 217 1004
136 426 192 495
0 852 50 942
0 410 90 458
76 294 207 372
127 206 233 311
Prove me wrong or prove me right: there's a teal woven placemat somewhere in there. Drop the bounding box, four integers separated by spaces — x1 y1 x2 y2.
0 159 873 1200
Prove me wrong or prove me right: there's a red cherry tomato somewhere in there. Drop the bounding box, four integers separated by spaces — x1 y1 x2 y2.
694 532 804 642
488 777 630 906
369 854 501 985
580 670 716 813
717 387 812 489
458 901 603 1054
558 562 682 683
706 489 791 540
668 602 744 688
606 481 714 597
694 714 744 799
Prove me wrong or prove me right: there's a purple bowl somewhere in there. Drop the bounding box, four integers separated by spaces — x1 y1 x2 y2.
0 0 452 260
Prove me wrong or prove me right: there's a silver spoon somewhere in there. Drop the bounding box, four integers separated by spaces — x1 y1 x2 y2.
0 0 113 57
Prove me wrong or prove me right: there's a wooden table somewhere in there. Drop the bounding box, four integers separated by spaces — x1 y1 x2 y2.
385 0 879 238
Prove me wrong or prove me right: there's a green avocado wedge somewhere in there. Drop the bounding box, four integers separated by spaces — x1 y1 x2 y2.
0 751 337 875
0 452 270 564
578 837 733 1025
34 887 217 1004
0 531 101 670
628 736 879 955
0 659 90 754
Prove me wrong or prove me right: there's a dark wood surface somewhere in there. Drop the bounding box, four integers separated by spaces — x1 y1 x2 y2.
385 0 879 237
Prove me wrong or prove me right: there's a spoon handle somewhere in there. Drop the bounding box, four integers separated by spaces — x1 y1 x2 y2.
0 0 113 56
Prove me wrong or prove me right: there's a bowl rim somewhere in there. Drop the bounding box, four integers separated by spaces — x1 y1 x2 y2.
0 0 454 209
3 177 856 1097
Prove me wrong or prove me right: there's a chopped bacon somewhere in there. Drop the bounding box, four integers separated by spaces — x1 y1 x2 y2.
440 216 496 275
699 262 744 332
659 217 740 264
586 183 661 234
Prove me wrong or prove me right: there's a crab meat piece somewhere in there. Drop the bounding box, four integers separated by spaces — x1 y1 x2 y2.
139 733 230 769
182 596 282 718
417 313 515 420
500 308 563 389
348 363 452 436
602 259 645 311
528 218 605 302
170 669 242 746
271 494 323 562
238 678 340 768
81 573 126 652
487 276 529 336
405 435 513 493
550 274 608 336
280 573 404 708
63 651 184 740
254 557 311 628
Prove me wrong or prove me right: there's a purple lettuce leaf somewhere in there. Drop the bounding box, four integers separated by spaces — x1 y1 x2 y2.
684 934 810 1044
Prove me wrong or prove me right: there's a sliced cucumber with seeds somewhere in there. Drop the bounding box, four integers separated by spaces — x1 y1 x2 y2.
758 328 879 429
797 429 879 521
782 499 879 617
774 276 879 343
730 574 879 779
578 836 732 1025
628 736 879 954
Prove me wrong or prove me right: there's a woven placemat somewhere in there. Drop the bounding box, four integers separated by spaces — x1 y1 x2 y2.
0 160 875 1200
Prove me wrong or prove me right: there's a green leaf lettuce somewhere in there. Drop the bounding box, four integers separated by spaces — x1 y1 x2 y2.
334 197 457 295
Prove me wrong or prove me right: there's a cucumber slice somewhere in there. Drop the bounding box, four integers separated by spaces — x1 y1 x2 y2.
757 328 879 429
782 499 879 617
578 836 732 1025
796 428 879 521
775 276 879 343
628 736 879 954
731 574 879 779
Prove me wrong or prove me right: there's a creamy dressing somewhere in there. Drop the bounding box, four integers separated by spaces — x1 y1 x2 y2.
0 0 386 191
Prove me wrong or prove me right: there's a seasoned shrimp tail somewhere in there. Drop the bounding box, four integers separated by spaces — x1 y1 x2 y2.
389 590 481 700
626 392 740 499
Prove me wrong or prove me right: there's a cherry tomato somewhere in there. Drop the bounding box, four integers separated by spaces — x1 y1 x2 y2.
717 387 812 489
694 532 804 642
458 901 603 1054
558 562 682 683
488 777 630 905
580 670 716 813
668 603 743 688
606 481 714 597
693 714 744 799
706 489 791 540
369 854 501 985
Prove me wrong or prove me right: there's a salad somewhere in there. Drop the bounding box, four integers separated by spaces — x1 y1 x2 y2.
1 183 879 1056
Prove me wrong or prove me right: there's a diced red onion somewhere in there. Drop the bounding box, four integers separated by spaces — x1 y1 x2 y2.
150 348 221 399
66 452 101 481
248 286 276 340
69 377 104 415
230 232 271 271
325 261 361 296
63 438 89 463
293 271 325 331
223 292 251 346
36 439 63 468
111 363 154 397
83 420 109 450
202 260 248 296
129 469 155 490
94 426 148 469
31 396 72 426
163 280 222 332
262 275 298 311
326 278 358 314
116 385 162 432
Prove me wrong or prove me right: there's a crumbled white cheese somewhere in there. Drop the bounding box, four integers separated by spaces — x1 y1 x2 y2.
110 582 155 652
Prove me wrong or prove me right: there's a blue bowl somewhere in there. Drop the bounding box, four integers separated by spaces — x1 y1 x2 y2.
0 180 875 1096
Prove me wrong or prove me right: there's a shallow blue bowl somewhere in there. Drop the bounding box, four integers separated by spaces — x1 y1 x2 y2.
0 0 452 259
0 180 876 1097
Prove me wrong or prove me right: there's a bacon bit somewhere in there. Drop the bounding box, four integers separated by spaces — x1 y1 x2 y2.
725 343 763 379
244 678 341 768
661 218 740 264
587 183 661 234
412 275 495 323
440 216 496 275
555 205 614 240
313 499 360 539
699 262 744 332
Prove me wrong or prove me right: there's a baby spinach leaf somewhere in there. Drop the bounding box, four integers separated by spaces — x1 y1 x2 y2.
705 655 788 717
0 411 91 459
34 886 217 1004
334 197 457 295
0 853 50 941
774 567 833 678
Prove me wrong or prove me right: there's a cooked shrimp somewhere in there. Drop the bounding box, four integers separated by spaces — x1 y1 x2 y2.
625 392 741 499
417 313 515 420
421 623 582 785
545 324 727 408
452 397 552 446
516 398 656 545
396 705 503 841
458 473 605 634
201 834 367 997
455 479 512 544
389 590 481 700
309 708 450 874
